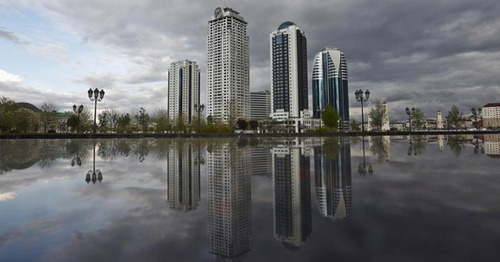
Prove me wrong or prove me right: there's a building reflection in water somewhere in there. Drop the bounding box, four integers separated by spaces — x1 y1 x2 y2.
438 135 445 151
207 140 251 259
167 141 200 212
314 139 352 222
272 145 312 249
484 134 500 158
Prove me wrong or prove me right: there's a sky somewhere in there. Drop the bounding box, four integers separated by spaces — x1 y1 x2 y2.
0 0 499 120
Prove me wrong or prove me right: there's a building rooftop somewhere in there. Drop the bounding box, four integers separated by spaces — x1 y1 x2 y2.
278 21 296 30
483 103 500 108
15 102 41 112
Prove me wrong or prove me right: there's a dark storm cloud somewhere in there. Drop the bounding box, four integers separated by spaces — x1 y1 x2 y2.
6 0 500 118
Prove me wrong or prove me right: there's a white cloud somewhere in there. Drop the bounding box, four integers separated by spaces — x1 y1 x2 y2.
0 69 23 82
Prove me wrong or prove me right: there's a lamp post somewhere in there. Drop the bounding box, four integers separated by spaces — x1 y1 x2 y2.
471 107 482 130
72 104 84 133
405 107 416 132
355 89 370 134
88 88 105 135
194 104 205 133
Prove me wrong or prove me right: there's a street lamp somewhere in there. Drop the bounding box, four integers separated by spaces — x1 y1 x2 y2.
194 104 205 133
405 107 416 132
471 107 482 130
88 88 105 135
73 104 84 133
355 89 370 133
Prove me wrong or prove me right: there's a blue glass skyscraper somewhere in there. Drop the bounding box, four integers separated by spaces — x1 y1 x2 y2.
312 47 349 128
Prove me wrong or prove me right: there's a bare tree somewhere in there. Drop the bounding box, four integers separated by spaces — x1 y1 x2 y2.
40 102 59 133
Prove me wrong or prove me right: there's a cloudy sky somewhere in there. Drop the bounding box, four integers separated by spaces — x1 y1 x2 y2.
1 0 499 120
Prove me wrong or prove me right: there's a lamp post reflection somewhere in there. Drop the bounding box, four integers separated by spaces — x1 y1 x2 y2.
86 141 103 184
358 136 373 175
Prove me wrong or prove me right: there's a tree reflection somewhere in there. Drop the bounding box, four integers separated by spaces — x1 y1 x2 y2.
447 136 466 157
407 136 427 156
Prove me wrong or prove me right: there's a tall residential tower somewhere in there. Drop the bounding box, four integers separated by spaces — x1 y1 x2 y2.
312 47 349 128
270 22 308 120
206 7 250 123
168 60 200 124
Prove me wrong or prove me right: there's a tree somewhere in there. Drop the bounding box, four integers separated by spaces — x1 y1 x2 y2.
98 111 110 133
368 99 388 131
152 109 170 133
447 105 462 129
0 97 18 132
40 101 59 133
237 118 248 130
13 109 35 133
249 120 259 131
117 113 132 133
350 119 361 131
66 115 80 133
134 107 150 133
175 116 186 133
412 108 425 129
322 104 339 131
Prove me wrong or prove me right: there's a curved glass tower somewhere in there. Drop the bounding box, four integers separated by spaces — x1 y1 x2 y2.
312 47 349 128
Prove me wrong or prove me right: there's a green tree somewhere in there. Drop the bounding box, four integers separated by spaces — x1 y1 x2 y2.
13 109 35 133
134 107 150 133
0 97 18 132
66 115 80 133
447 105 462 129
175 116 186 133
249 120 259 131
412 108 425 129
98 111 110 133
368 99 388 131
152 109 170 133
237 118 248 130
117 113 132 133
350 119 361 131
322 104 339 131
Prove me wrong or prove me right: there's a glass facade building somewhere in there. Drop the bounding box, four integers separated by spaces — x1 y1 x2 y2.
270 22 308 119
312 47 349 128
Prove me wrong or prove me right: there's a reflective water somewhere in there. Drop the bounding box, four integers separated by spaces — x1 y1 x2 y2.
0 135 499 261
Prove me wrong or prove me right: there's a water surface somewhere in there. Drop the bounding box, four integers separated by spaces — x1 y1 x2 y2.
0 135 499 261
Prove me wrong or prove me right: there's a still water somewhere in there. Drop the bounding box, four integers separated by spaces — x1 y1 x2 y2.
0 135 499 261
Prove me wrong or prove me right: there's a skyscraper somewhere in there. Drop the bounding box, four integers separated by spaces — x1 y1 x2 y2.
314 139 352 221
167 141 200 212
312 47 349 128
272 146 311 248
270 22 308 120
168 60 200 124
207 7 250 124
207 140 251 258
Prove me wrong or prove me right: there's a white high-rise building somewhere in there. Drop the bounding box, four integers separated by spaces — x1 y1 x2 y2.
270 22 308 120
206 7 250 124
168 60 200 124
